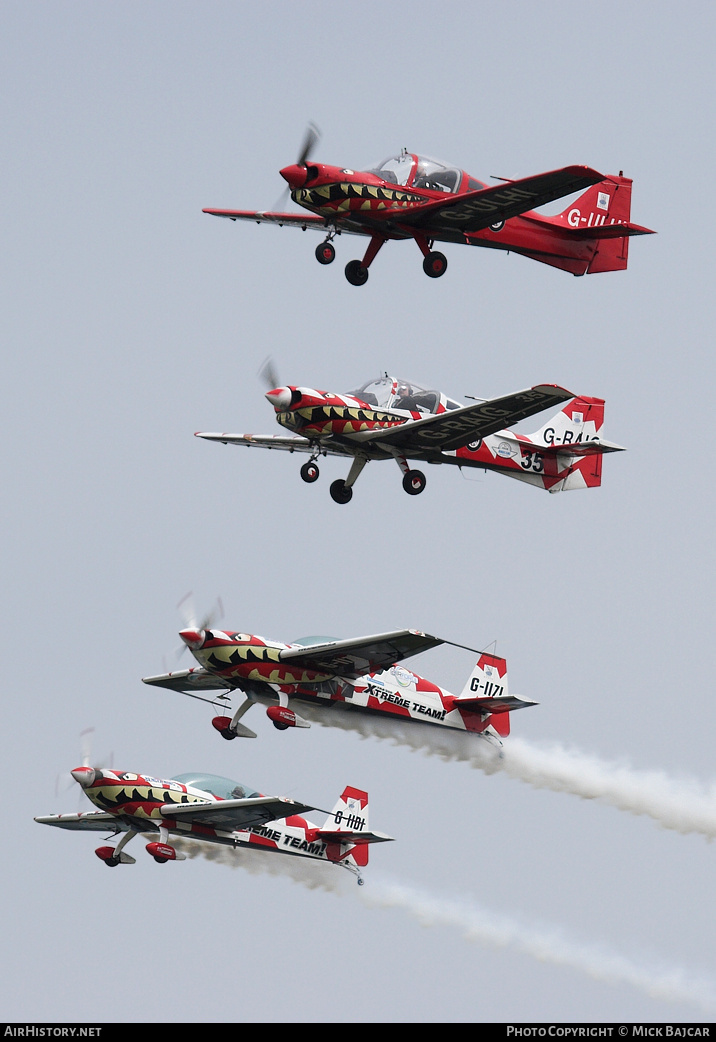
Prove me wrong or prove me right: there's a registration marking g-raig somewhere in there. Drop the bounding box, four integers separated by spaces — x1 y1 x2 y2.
542 428 599 446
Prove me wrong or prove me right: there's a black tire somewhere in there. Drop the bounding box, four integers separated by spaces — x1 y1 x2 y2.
300 461 319 483
104 858 119 868
330 479 353 504
316 242 335 265
220 728 237 741
345 260 369 286
423 251 447 278
272 720 290 731
402 469 426 495
153 857 168 864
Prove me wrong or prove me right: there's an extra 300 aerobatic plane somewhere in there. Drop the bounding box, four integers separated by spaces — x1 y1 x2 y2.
36 765 389 884
203 126 654 284
143 626 536 748
196 371 625 503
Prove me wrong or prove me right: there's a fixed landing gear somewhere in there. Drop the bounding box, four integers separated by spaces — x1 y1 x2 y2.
345 234 385 286
330 479 353 504
402 469 426 495
300 460 320 483
423 251 447 278
315 241 335 265
345 259 369 286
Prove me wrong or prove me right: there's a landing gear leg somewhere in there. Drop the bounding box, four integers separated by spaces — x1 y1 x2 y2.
316 226 337 265
330 455 368 504
391 451 427 495
414 234 448 278
345 234 386 286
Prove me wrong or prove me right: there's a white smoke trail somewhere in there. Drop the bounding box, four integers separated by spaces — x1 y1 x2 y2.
502 738 716 838
170 837 716 1013
172 835 350 893
289 701 716 839
362 877 716 1014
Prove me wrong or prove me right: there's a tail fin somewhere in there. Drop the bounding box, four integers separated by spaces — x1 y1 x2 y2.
551 175 654 273
454 654 537 738
317 786 393 868
525 396 625 491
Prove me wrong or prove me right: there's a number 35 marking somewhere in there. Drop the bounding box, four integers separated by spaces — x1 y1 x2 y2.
520 451 544 473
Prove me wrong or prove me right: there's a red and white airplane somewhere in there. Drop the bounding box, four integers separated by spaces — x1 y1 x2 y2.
197 372 624 503
143 626 536 747
36 765 389 884
203 128 654 284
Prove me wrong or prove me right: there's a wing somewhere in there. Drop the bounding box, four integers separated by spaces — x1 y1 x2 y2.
142 667 234 698
202 208 371 237
393 166 604 235
160 796 320 830
35 812 127 832
203 208 326 229
280 629 443 679
194 432 355 458
351 385 574 453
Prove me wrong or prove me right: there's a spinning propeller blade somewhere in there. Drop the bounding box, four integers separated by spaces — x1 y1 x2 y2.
173 592 224 660
271 122 321 209
297 121 320 167
258 356 281 392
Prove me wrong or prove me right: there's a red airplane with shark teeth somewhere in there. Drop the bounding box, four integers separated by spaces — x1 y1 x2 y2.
203 126 654 285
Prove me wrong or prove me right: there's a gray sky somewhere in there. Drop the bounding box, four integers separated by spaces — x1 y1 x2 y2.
4 0 716 1024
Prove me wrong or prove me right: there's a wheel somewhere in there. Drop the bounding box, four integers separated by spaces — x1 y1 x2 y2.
330 479 353 504
153 856 168 864
402 469 426 495
345 260 369 286
300 461 319 483
272 720 290 731
315 241 335 265
357 877 365 886
423 251 447 278
104 857 119 868
220 727 237 741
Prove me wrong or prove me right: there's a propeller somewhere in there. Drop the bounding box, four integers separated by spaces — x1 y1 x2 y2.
55 728 113 804
258 356 281 392
172 591 224 663
272 121 321 209
296 121 320 167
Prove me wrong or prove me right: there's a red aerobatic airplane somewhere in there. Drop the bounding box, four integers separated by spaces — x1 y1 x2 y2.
203 126 654 284
36 764 389 884
143 624 536 749
196 369 625 503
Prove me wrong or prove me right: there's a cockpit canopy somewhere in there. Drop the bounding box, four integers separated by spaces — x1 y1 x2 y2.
350 375 461 415
369 152 466 194
172 773 260 801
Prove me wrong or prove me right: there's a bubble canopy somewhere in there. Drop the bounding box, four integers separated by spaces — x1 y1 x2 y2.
172 773 260 800
368 152 465 193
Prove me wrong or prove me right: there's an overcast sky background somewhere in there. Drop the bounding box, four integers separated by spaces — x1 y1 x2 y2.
4 0 716 1024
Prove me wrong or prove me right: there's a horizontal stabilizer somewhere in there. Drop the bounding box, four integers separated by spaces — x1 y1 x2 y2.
568 221 655 240
316 829 394 845
451 694 538 714
539 437 626 457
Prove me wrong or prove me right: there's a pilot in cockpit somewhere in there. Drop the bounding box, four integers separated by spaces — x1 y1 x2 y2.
396 384 420 411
